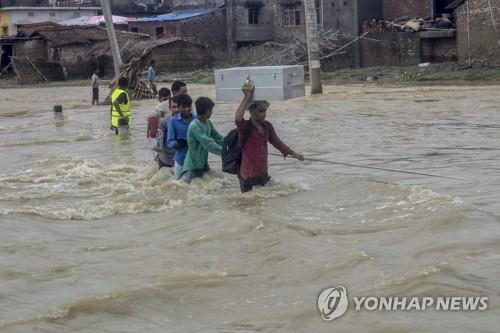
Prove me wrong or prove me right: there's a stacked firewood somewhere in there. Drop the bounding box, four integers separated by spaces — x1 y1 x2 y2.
257 29 343 66
363 15 454 33
104 57 155 104
363 20 404 33
132 79 155 100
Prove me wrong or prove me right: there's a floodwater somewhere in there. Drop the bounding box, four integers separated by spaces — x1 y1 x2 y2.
0 83 499 333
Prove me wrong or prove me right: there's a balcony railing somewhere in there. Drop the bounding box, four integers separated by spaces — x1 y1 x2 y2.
0 0 98 8
51 0 98 7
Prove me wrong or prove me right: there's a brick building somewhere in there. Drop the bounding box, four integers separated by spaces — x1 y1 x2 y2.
128 8 228 50
126 1 468 68
0 0 99 36
224 0 383 68
168 0 225 10
110 0 170 15
453 0 500 65
224 0 383 46
384 0 433 19
15 23 148 77
226 0 275 46
383 0 455 20
361 0 459 67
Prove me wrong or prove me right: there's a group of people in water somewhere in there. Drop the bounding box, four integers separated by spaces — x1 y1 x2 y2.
110 77 304 193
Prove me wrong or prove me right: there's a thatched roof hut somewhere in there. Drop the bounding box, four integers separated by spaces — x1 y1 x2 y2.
90 37 214 73
16 23 150 78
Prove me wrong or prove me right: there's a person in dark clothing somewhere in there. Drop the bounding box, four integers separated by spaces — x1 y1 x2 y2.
171 80 187 96
91 69 99 105
235 82 304 193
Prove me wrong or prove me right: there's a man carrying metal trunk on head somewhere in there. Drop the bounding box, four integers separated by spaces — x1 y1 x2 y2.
234 81 304 193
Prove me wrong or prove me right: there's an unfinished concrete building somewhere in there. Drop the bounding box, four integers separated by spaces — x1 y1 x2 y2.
384 0 456 19
453 0 500 66
110 0 170 15
360 0 459 67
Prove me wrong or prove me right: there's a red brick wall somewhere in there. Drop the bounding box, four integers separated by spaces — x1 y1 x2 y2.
455 0 500 65
384 0 433 19
129 11 227 50
178 11 226 49
14 39 48 61
361 32 422 66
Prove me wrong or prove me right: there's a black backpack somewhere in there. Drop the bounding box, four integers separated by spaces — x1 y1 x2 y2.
221 129 242 175
221 121 268 175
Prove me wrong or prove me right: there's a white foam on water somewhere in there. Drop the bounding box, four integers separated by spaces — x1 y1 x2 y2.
264 177 476 240
0 156 310 220
407 185 465 206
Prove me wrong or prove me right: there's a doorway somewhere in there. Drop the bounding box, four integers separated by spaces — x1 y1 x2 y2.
435 0 454 15
0 44 12 69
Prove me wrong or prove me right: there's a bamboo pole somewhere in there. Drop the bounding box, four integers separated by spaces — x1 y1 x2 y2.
26 56 49 82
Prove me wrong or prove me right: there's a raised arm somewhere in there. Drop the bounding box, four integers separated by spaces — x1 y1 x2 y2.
235 81 254 123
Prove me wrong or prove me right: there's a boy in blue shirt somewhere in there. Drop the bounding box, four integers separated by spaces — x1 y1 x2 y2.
167 94 196 180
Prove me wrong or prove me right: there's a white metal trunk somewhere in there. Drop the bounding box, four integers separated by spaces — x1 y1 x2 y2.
214 65 305 102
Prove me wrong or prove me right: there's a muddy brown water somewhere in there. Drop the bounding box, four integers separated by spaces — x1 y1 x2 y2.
0 83 499 332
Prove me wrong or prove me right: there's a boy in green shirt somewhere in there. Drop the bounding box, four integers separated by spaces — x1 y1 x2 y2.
182 97 224 183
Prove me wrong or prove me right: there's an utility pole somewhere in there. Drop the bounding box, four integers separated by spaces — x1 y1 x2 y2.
226 0 235 57
101 0 123 77
304 0 323 94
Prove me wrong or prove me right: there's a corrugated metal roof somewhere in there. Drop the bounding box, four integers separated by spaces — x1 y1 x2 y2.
137 9 213 23
57 16 94 26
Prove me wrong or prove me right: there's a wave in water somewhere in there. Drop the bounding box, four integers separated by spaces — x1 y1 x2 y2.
0 271 228 329
269 177 473 237
0 156 308 220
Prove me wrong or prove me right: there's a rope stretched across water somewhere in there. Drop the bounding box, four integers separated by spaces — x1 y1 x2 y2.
269 153 465 180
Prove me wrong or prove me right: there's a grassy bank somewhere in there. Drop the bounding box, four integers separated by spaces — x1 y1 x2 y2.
184 63 500 85
320 63 500 84
0 79 100 89
3 63 500 89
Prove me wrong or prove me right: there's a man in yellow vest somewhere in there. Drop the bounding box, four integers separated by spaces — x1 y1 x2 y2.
110 77 131 134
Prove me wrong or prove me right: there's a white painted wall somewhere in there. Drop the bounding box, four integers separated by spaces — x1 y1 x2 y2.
4 7 99 35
